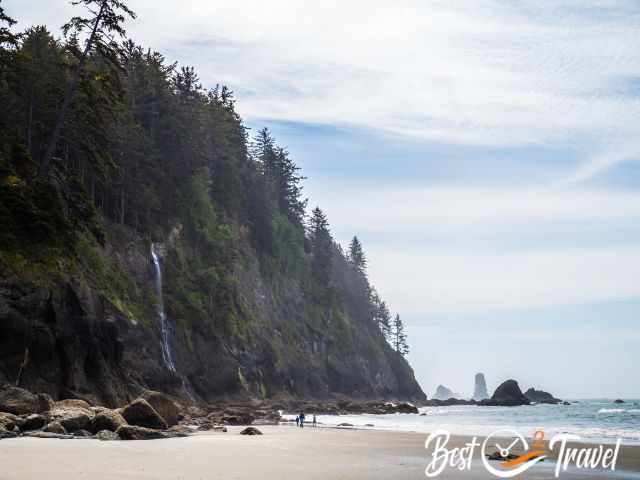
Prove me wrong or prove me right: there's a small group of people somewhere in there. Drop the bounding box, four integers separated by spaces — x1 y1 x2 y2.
294 411 317 428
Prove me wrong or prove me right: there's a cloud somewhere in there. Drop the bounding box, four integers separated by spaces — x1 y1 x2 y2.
308 183 640 314
368 246 640 314
314 184 640 233
6 0 640 180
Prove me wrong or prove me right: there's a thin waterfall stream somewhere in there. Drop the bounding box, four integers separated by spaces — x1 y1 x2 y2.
151 243 176 372
150 243 196 402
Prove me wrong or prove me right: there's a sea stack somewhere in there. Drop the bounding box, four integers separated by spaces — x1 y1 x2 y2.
432 385 457 400
473 373 489 401
481 379 530 406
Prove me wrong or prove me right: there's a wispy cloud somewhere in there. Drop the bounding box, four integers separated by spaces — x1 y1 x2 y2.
6 0 640 181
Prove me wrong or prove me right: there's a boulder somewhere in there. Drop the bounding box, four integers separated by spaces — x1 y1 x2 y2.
116 425 165 440
56 399 92 410
50 404 93 432
21 414 47 431
481 380 530 407
239 427 262 435
0 429 19 439
121 399 167 430
432 385 458 401
338 423 354 427
524 388 561 404
473 373 489 401
43 421 67 435
95 430 120 441
0 412 24 431
0 385 50 415
73 429 93 438
614 399 625 404
140 390 181 427
92 410 127 433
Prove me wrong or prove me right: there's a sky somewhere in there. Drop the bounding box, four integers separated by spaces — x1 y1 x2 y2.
6 0 640 398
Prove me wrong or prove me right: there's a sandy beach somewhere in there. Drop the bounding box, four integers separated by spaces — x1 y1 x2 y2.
1 425 639 480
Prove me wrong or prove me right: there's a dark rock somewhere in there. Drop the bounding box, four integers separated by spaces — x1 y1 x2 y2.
21 414 46 431
481 380 530 407
562 401 571 405
432 385 458 401
338 423 354 427
364 423 374 427
239 427 262 435
424 398 476 407
0 428 19 439
95 430 120 441
0 385 49 415
50 404 93 432
73 429 93 437
614 399 625 404
0 412 24 431
140 390 180 427
121 398 168 430
92 409 127 433
524 388 562 404
116 425 165 440
43 421 67 435
25 431 75 439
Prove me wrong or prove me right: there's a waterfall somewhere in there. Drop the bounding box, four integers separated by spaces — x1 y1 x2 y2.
151 243 176 372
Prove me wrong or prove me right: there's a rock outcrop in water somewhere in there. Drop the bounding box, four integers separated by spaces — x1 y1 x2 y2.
481 379 530 406
524 388 561 404
432 385 458 400
472 373 489 401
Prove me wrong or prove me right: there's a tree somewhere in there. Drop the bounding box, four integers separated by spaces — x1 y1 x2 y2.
377 299 391 340
392 313 409 356
39 0 136 177
0 2 17 50
348 236 366 275
308 206 332 288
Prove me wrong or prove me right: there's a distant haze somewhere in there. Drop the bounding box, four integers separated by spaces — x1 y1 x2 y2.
7 0 640 398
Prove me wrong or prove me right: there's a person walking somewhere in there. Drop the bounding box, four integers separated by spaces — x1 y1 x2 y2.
299 411 305 428
312 414 317 427
295 415 299 427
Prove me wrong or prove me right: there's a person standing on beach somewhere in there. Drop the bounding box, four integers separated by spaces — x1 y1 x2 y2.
295 415 300 427
313 414 317 427
299 411 305 428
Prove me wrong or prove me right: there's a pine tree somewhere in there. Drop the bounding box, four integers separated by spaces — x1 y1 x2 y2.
348 236 367 275
308 206 332 288
377 300 391 340
39 0 136 177
392 313 409 356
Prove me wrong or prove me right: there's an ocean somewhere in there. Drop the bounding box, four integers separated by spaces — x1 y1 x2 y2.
307 400 640 445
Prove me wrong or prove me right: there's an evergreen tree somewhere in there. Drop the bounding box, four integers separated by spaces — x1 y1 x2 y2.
308 206 332 288
378 300 391 340
39 0 136 177
348 236 367 275
392 313 409 356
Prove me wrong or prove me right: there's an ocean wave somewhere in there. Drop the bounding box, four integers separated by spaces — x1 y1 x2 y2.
598 408 640 414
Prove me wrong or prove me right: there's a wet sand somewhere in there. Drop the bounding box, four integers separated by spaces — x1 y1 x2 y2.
1 425 639 480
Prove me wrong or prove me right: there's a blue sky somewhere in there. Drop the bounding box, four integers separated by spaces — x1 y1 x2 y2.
7 0 640 398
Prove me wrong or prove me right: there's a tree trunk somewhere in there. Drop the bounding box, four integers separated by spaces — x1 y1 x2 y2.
38 0 108 178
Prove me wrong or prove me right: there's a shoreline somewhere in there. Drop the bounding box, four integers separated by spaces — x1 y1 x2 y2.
1 425 639 479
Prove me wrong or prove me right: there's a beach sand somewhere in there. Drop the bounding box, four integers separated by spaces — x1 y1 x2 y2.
1 425 639 480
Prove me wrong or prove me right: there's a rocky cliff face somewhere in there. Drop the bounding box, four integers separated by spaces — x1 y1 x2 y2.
472 372 489 401
0 226 425 407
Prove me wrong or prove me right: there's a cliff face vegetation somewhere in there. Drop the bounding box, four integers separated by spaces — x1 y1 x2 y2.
0 2 425 406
